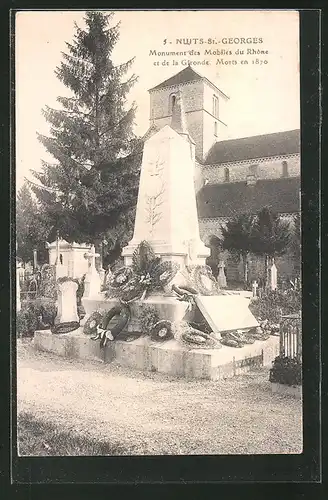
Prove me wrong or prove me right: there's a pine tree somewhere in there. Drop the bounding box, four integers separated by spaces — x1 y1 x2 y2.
29 11 142 253
16 183 49 263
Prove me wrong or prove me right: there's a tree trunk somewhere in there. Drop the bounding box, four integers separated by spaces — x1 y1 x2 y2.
242 253 248 286
264 254 270 289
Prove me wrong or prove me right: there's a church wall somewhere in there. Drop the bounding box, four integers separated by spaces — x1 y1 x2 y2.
202 111 228 159
202 154 300 184
186 110 204 159
203 81 229 127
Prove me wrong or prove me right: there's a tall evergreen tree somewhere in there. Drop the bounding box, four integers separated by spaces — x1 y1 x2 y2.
16 183 49 263
29 11 142 253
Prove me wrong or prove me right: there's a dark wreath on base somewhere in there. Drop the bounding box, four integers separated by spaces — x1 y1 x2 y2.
87 304 131 347
51 321 80 334
150 320 174 342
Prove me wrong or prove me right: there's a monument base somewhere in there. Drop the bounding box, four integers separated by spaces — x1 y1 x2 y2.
82 294 191 332
33 329 279 381
82 291 259 334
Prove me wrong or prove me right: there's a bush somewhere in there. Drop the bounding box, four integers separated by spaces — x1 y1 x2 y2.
249 287 301 323
17 298 57 337
38 265 57 300
269 356 302 386
139 306 160 334
17 308 39 338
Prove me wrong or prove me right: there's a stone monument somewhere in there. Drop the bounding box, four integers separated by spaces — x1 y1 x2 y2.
83 91 258 333
122 90 209 269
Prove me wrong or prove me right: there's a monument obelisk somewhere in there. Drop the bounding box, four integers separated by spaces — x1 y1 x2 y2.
122 90 210 269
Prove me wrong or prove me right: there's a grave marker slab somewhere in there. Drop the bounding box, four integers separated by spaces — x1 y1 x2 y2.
195 295 259 334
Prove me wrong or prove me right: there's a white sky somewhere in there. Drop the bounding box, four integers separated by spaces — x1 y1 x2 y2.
15 10 300 189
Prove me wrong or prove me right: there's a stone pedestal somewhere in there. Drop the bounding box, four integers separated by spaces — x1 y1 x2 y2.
82 294 190 333
55 280 79 324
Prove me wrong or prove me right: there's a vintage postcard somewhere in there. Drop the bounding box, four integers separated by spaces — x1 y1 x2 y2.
15 9 304 463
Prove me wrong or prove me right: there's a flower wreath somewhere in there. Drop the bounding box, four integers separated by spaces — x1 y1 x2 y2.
109 267 134 289
190 265 218 296
83 311 104 336
119 277 148 303
150 320 173 342
174 321 221 349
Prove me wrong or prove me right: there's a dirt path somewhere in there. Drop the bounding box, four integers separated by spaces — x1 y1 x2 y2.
17 339 303 455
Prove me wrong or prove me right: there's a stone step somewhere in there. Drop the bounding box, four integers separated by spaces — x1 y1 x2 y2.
33 329 279 381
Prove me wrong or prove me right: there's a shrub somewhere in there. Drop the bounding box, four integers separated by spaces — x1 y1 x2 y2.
17 307 39 338
17 298 57 337
139 306 160 334
269 356 302 386
249 287 301 323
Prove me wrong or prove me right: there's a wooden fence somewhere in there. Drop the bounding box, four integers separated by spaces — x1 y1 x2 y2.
279 311 302 360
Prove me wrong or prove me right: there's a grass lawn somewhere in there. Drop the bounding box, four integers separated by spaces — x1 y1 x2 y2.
18 411 127 456
17 339 303 456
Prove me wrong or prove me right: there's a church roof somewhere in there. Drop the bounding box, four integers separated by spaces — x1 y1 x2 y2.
148 66 228 97
197 176 300 219
205 129 300 165
149 66 203 91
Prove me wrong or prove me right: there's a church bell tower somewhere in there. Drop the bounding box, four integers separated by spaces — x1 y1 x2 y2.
147 66 229 162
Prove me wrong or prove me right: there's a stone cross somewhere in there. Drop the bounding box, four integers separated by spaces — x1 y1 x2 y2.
84 245 99 270
83 245 101 298
252 280 258 297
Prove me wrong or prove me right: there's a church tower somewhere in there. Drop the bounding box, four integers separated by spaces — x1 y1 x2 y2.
147 66 229 162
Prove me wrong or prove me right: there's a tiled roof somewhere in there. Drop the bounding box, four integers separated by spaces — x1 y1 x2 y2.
205 129 300 165
197 177 301 218
149 66 203 91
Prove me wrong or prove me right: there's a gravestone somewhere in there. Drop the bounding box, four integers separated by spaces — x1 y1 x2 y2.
217 261 227 288
55 280 79 324
195 295 259 334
